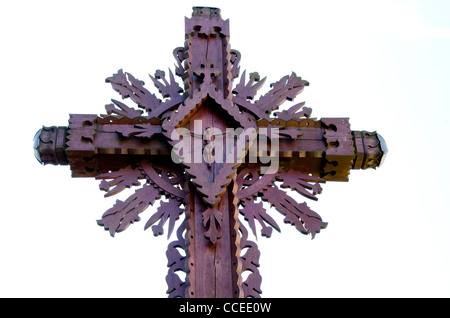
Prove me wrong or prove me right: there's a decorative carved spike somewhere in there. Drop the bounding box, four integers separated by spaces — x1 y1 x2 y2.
105 99 143 119
262 186 327 239
256 72 309 113
96 165 144 197
106 69 161 111
236 166 277 200
274 102 312 120
140 162 185 200
276 170 324 201
239 222 262 298
240 199 280 238
145 200 184 238
233 70 267 100
149 69 183 99
97 184 162 236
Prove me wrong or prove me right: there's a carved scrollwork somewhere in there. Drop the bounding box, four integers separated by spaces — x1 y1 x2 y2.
166 220 187 298
140 161 185 201
236 166 326 239
95 161 186 238
239 222 262 298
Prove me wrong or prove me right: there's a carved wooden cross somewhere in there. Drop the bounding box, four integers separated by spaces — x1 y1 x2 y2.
34 7 387 298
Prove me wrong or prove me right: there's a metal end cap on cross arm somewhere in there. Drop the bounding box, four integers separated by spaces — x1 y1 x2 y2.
33 126 69 165
352 130 388 170
376 133 388 167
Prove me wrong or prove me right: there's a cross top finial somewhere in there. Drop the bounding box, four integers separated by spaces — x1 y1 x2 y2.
192 7 221 18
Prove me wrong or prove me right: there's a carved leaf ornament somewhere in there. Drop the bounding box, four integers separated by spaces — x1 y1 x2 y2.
96 64 326 241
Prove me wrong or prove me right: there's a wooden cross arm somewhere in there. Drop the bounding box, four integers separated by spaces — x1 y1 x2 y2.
34 115 387 181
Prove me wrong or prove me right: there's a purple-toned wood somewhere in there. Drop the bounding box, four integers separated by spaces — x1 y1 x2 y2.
34 7 387 298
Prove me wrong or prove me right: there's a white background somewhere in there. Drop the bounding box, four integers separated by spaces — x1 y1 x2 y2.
1 0 449 297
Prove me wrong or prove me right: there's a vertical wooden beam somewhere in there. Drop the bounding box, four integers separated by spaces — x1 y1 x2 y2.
184 96 241 298
186 182 240 298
